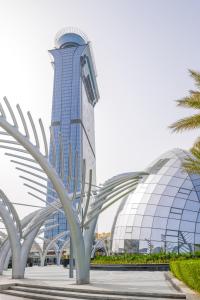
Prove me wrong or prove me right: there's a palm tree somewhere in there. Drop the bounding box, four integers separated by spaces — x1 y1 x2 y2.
169 69 200 174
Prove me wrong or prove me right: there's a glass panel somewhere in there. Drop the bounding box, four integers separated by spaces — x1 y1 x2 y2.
139 240 149 253
180 232 194 244
140 227 151 240
159 195 174 206
119 227 126 238
169 177 185 187
147 158 170 174
145 204 157 216
151 241 163 253
146 184 157 193
151 228 165 241
124 204 132 214
167 218 180 230
144 174 156 184
124 239 139 253
137 204 147 215
155 205 170 217
166 235 178 243
164 186 179 196
153 184 166 195
164 167 178 176
182 180 194 190
176 192 188 199
126 215 135 226
180 221 196 232
171 208 182 214
195 234 200 244
125 226 132 233
166 230 178 236
137 184 148 193
152 217 168 229
190 174 200 180
124 233 132 239
140 194 151 204
192 178 200 186
196 223 200 232
172 197 186 209
174 169 187 178
142 216 153 227
188 191 199 202
185 201 200 212
179 188 190 195
197 213 200 222
149 175 162 184
133 215 143 227
128 193 143 204
182 210 198 221
119 239 124 249
132 227 141 239
159 175 172 185
169 213 181 220
148 194 161 205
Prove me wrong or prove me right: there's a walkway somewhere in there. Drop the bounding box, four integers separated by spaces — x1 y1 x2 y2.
0 266 187 299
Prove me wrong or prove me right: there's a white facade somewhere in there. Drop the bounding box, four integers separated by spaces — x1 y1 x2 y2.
112 149 200 254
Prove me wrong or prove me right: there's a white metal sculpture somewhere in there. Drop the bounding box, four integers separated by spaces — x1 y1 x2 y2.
3 223 59 271
0 194 64 278
0 97 146 284
40 231 69 267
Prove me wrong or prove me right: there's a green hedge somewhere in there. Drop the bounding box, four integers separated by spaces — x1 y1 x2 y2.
91 252 200 264
170 260 200 293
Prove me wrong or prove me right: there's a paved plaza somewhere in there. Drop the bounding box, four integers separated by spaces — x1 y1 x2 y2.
0 265 188 299
6 266 173 292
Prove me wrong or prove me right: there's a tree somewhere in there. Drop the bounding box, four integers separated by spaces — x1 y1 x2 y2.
169 69 200 174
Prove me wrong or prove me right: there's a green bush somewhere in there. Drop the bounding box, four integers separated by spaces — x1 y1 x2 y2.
91 252 200 265
170 260 200 293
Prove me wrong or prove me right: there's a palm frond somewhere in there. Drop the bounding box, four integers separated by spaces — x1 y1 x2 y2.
183 157 200 175
176 93 200 109
193 137 200 149
189 69 200 89
169 113 200 132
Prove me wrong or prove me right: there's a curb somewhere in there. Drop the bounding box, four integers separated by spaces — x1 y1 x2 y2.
90 263 169 271
164 272 200 300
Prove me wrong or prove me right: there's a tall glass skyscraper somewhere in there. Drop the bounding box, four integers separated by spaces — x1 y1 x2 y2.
45 28 99 239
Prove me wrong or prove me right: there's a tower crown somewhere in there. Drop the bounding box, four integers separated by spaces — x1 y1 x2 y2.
55 27 89 49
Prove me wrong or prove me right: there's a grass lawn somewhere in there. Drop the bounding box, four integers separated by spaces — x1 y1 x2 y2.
170 259 200 293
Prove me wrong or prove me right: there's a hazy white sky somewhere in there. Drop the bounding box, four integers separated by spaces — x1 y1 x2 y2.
0 0 200 231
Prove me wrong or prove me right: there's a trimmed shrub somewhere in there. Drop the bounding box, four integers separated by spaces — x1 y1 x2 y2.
91 252 200 264
170 260 200 293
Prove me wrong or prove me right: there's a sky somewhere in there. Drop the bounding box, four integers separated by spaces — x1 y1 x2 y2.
0 0 200 231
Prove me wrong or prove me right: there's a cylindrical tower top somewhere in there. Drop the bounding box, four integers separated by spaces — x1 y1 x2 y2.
55 27 89 49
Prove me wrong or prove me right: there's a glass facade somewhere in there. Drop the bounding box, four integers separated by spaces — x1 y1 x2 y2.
45 29 99 239
112 149 200 254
